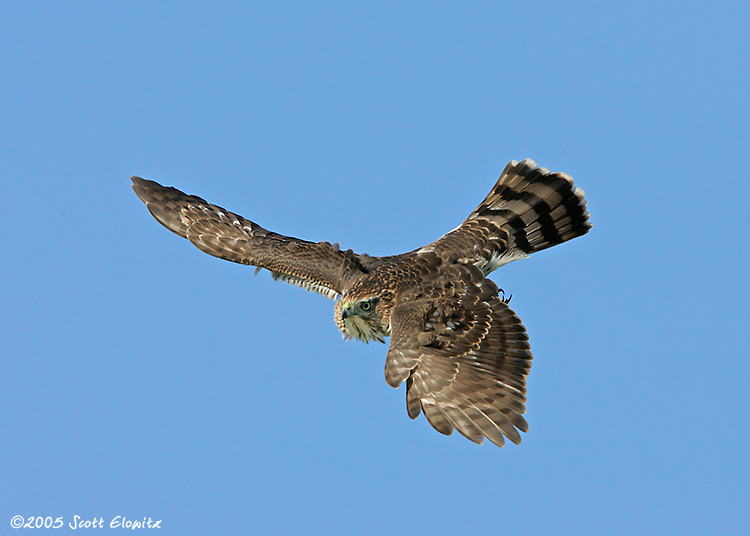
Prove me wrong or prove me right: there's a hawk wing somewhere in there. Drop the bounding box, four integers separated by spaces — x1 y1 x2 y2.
421 158 592 275
132 177 367 299
384 263 533 447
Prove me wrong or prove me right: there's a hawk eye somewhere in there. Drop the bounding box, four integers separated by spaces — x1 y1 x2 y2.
360 300 372 311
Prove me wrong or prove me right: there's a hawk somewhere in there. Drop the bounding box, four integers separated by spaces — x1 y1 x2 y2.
132 159 591 447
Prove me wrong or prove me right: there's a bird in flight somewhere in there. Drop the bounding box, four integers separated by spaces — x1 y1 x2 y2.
132 159 591 447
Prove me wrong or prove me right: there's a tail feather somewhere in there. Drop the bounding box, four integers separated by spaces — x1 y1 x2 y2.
470 159 592 255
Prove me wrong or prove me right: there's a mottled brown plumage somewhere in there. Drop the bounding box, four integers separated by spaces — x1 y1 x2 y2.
132 158 591 447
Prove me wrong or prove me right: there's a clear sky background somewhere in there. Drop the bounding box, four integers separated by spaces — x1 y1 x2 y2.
2 2 748 534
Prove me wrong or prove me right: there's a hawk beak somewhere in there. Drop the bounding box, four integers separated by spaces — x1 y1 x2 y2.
341 301 352 319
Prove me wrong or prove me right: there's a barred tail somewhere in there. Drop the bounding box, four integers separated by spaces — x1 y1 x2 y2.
470 158 592 256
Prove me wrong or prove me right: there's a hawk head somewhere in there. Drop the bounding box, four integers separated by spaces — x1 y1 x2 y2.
334 290 393 343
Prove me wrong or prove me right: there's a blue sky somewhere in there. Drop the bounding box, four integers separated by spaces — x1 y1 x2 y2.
2 1 748 534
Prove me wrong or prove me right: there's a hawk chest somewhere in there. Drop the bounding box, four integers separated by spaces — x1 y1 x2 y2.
341 313 391 344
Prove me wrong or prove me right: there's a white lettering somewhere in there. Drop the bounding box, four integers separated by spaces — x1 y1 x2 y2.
69 515 105 529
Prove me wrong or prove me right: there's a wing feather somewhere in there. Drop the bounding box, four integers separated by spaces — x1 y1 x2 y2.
132 177 366 298
385 265 533 447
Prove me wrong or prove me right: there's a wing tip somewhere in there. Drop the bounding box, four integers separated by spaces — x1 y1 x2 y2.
131 176 159 206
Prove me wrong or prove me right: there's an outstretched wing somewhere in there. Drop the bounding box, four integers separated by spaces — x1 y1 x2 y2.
132 177 366 299
384 263 532 447
421 158 592 275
